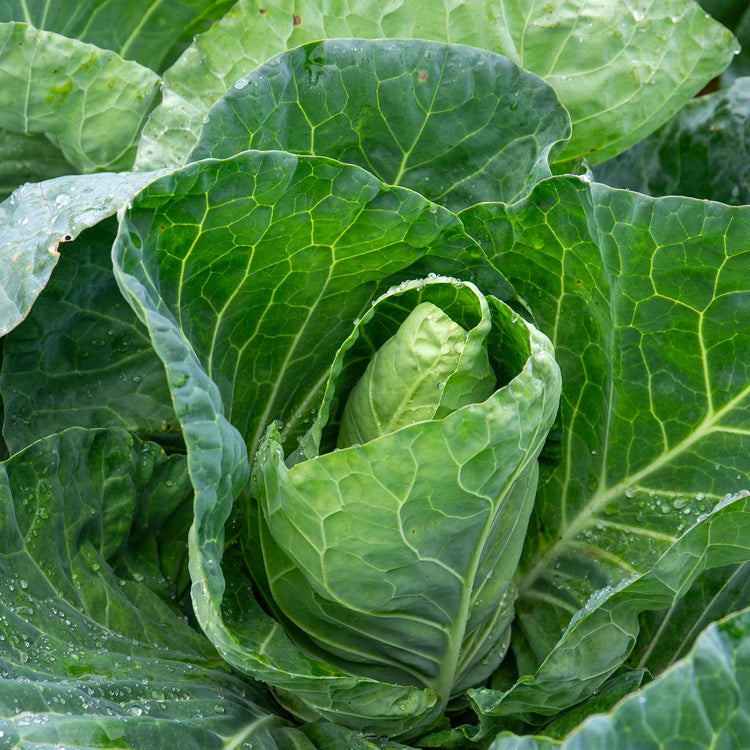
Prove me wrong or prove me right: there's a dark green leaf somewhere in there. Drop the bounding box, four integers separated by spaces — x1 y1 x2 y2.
488 606 750 749
0 220 178 454
0 129 73 200
630 561 750 676
538 670 646 739
0 427 314 748
192 40 570 209
468 492 750 729
461 179 750 670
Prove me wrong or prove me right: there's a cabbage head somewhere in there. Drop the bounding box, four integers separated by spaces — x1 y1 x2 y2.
251 277 561 734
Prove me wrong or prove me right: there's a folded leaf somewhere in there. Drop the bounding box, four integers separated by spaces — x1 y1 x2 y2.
468 492 750 730
0 170 161 337
113 149 507 736
488 604 750 748
252 278 559 733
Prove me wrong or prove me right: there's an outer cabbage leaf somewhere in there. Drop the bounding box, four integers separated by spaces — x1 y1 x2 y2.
488 605 750 749
136 0 736 171
252 278 560 732
594 77 750 205
192 40 571 209
112 149 509 736
0 170 162 338
0 130 72 200
534 670 647 741
0 23 160 172
0 220 178 454
466 491 750 731
0 427 317 749
628 561 750 676
461 179 750 676
0 0 236 72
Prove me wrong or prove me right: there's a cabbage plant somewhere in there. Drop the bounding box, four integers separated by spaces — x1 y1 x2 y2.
0 2 749 749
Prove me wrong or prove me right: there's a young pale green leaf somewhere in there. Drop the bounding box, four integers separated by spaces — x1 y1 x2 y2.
0 23 160 171
488 605 750 749
191 40 571 210
0 220 178 455
136 0 735 171
461 178 750 674
595 76 750 205
0 0 236 72
0 129 72 200
252 278 559 734
337 301 487 447
112 150 506 736
0 170 161 338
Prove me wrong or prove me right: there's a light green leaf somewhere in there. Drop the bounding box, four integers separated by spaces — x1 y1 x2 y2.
191 40 570 209
0 220 178 454
698 0 750 83
0 129 72 200
506 0 738 166
337 301 492 447
0 426 313 749
0 22 160 171
488 605 750 749
136 0 736 171
252 278 559 735
0 169 161 338
461 178 750 672
113 150 506 736
0 0 237 72
595 76 750 205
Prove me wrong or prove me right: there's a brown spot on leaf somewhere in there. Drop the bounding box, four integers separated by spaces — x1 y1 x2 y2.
259 6 266 13
418 71 428 82
293 13 302 25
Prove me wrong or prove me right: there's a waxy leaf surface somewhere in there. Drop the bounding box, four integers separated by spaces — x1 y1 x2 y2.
137 0 736 171
193 40 570 210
